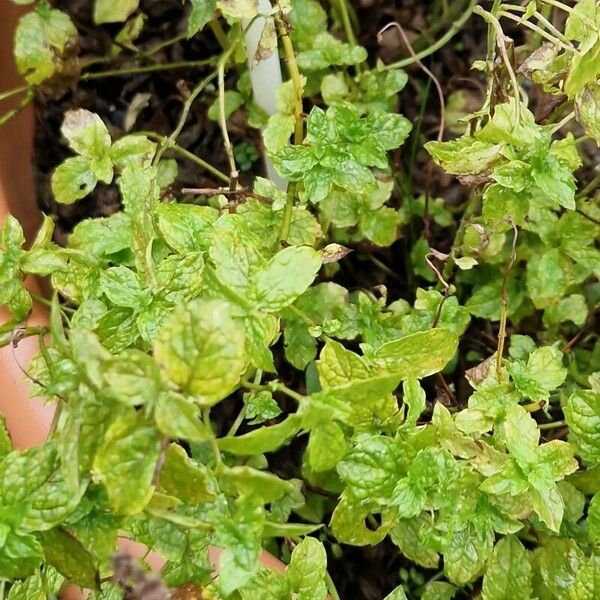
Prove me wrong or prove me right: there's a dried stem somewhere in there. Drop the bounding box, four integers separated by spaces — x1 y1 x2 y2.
496 221 518 377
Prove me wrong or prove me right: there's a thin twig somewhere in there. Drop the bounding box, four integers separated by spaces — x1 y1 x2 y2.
475 6 522 117
80 58 217 80
141 130 229 183
154 70 219 163
274 8 305 245
496 221 518 377
216 37 241 189
576 208 600 226
0 90 34 127
383 0 478 70
0 85 29 103
498 10 576 54
378 21 446 238
181 186 273 205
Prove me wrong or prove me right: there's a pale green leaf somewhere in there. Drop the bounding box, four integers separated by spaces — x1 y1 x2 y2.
154 299 245 405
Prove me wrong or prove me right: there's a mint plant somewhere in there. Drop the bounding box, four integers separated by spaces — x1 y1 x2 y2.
2 0 600 598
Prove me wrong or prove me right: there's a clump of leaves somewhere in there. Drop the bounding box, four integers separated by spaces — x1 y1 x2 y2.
2 0 600 599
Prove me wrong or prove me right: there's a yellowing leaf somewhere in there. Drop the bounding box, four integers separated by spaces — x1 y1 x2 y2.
373 328 458 380
154 299 245 404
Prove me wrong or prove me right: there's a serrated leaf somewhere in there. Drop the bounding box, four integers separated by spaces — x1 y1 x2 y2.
570 554 600 600
373 328 458 380
218 415 302 456
156 203 218 253
154 299 245 405
159 444 215 503
288 537 328 600
93 411 161 515
14 5 77 85
443 524 494 585
40 527 98 588
155 391 212 442
51 156 97 204
251 246 321 311
61 109 111 158
565 390 600 465
307 421 347 472
109 134 156 169
482 536 532 600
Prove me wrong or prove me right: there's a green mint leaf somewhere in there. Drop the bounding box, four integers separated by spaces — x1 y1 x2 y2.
588 492 600 543
92 410 161 515
156 204 218 253
99 266 143 308
0 531 43 580
154 299 245 405
390 515 439 569
383 587 408 600
251 246 322 312
244 390 281 425
159 444 215 503
94 0 140 24
533 538 584 598
373 328 458 380
507 346 567 402
14 4 77 84
213 496 264 596
109 134 156 169
155 391 212 442
421 582 457 600
565 390 600 466
287 536 328 600
187 0 217 37
0 443 85 531
337 434 400 502
297 32 367 70
481 536 532 600
61 109 111 159
307 421 347 472
570 554 600 600
218 415 302 456
40 527 98 588
51 156 97 204
443 524 494 585
402 377 426 428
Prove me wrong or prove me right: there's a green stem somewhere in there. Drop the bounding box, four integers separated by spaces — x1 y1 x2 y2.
442 193 480 282
541 0 600 31
242 379 305 404
0 90 34 127
333 0 357 46
275 10 304 244
140 130 228 182
144 32 188 56
498 10 575 53
325 572 341 600
153 69 218 156
80 58 217 80
496 223 518 377
576 171 600 200
203 407 222 467
538 420 567 430
550 110 575 133
210 19 229 50
217 38 241 186
384 0 478 70
0 85 29 103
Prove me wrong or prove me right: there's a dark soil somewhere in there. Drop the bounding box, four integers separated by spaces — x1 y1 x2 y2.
30 1 598 598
